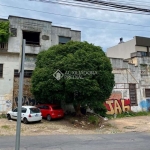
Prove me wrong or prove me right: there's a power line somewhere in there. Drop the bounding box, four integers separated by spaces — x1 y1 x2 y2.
29 0 150 15
1 3 150 28
38 0 150 14
0 15 150 32
53 22 150 32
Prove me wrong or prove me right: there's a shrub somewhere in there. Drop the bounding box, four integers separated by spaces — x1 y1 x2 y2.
88 115 99 125
93 103 107 117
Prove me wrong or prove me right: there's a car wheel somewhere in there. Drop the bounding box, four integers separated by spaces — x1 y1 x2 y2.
47 115 51 121
23 118 28 124
7 114 11 120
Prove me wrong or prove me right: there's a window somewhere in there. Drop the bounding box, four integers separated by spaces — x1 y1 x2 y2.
59 36 71 44
11 28 17 37
38 105 44 109
14 70 33 77
24 70 33 77
145 89 150 97
0 64 3 78
13 108 18 112
129 84 137 105
141 52 148 56
52 106 62 110
22 108 27 113
43 105 49 110
30 108 40 114
140 64 148 76
23 31 40 45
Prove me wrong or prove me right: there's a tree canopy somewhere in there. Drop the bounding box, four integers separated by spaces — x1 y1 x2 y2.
0 21 10 42
31 41 114 115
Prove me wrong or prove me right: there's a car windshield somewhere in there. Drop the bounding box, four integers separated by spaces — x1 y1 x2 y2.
52 106 62 110
30 108 40 114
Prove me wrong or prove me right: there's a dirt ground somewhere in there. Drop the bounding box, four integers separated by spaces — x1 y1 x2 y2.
0 116 150 136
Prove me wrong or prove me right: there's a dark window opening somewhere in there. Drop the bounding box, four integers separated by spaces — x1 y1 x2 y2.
14 70 33 77
0 64 3 78
23 31 40 45
145 89 150 97
129 84 137 105
59 36 71 44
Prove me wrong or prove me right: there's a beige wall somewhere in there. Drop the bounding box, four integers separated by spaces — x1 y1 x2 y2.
135 46 147 52
107 38 136 59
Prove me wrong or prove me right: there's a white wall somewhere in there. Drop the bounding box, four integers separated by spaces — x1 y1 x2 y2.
0 54 19 112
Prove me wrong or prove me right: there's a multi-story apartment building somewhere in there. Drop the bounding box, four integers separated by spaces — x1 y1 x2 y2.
0 16 81 112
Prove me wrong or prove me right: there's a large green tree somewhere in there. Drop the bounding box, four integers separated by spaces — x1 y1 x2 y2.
31 41 114 115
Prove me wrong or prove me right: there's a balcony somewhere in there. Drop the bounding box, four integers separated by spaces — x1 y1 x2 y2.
131 51 148 58
0 43 8 51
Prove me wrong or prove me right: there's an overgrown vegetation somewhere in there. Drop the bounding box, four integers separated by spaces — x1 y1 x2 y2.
88 115 100 125
0 21 10 42
0 113 6 119
31 41 115 116
106 111 150 119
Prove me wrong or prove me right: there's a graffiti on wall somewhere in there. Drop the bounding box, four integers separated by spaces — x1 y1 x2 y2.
6 100 12 108
13 77 36 108
14 96 36 107
140 99 150 111
104 99 131 115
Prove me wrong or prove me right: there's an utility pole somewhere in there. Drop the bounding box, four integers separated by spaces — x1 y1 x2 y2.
15 39 26 150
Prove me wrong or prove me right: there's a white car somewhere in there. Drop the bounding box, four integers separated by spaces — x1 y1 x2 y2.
6 106 42 124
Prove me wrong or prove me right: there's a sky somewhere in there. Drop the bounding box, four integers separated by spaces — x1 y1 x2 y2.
1 0 150 51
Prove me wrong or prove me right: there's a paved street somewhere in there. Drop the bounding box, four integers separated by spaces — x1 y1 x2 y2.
0 132 150 150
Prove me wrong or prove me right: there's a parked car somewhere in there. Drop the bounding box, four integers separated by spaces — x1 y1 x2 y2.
6 106 42 124
36 104 64 121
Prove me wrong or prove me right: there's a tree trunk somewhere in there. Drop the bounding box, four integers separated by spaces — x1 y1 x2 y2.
74 104 83 116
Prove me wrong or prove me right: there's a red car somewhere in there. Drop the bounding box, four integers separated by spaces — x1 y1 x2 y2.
36 104 64 121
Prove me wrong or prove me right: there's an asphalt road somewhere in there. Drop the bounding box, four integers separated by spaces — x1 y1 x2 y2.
0 132 150 150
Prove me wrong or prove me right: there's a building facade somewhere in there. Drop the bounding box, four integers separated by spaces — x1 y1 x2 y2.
0 16 81 112
106 37 150 114
107 36 150 60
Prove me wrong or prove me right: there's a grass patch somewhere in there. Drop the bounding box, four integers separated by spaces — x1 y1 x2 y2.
106 111 150 119
88 115 99 125
0 113 7 119
1 125 10 129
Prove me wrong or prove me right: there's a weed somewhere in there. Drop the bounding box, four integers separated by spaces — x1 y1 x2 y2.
106 111 150 119
1 125 10 129
0 113 7 119
88 115 99 125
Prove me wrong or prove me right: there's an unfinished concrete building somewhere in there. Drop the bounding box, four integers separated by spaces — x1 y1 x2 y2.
0 16 81 112
106 37 150 113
